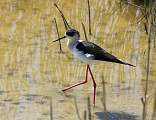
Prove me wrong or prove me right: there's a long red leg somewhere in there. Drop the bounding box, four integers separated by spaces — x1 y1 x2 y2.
88 65 96 105
62 64 89 92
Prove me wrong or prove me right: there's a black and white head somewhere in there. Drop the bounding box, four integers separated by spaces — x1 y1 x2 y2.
53 28 80 42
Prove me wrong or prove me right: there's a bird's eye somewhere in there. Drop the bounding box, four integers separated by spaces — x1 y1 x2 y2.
66 31 75 36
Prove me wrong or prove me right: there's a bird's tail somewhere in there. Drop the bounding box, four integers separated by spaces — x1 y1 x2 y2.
113 59 136 67
124 62 136 67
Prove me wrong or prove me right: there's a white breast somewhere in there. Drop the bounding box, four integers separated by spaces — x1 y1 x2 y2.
71 46 94 63
68 39 95 63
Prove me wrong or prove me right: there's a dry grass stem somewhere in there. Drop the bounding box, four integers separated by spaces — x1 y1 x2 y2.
74 97 82 120
82 22 88 41
142 1 154 119
54 18 63 53
87 96 92 120
87 0 92 35
54 3 71 30
50 97 53 120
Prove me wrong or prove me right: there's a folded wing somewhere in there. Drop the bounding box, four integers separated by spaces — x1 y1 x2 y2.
76 41 135 67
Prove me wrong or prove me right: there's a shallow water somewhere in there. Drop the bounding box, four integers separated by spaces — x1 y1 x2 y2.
0 0 156 120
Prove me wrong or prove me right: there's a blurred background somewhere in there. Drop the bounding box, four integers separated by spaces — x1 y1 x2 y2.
0 0 155 120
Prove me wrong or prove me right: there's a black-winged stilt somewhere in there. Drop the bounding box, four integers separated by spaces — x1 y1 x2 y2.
53 28 135 105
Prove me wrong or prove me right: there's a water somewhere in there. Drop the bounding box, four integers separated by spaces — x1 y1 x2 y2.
0 0 156 120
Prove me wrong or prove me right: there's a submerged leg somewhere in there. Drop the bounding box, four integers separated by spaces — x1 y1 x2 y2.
88 65 96 105
62 64 89 92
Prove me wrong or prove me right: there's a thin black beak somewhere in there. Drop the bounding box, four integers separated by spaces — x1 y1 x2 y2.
53 36 66 42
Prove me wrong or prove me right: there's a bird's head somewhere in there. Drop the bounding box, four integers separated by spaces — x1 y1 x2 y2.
53 29 80 42
65 29 80 40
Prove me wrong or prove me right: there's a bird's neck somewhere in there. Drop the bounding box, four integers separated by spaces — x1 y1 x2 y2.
67 37 79 50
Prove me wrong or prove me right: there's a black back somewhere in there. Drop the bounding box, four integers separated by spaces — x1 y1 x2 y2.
76 41 125 64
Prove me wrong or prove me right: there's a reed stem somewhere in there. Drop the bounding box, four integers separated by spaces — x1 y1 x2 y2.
82 22 88 41
84 110 87 120
87 0 92 35
74 97 82 120
50 97 53 120
87 96 92 120
142 2 152 119
102 76 107 112
54 18 63 53
54 3 71 30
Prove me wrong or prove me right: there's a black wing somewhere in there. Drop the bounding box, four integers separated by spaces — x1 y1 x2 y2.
76 41 135 66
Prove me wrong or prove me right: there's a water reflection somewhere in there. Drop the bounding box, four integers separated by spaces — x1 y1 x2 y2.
96 112 138 120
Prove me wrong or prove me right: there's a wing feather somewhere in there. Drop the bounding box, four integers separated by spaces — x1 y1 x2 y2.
76 41 124 64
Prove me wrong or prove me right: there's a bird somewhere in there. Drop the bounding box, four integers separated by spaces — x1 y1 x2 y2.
53 28 135 105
